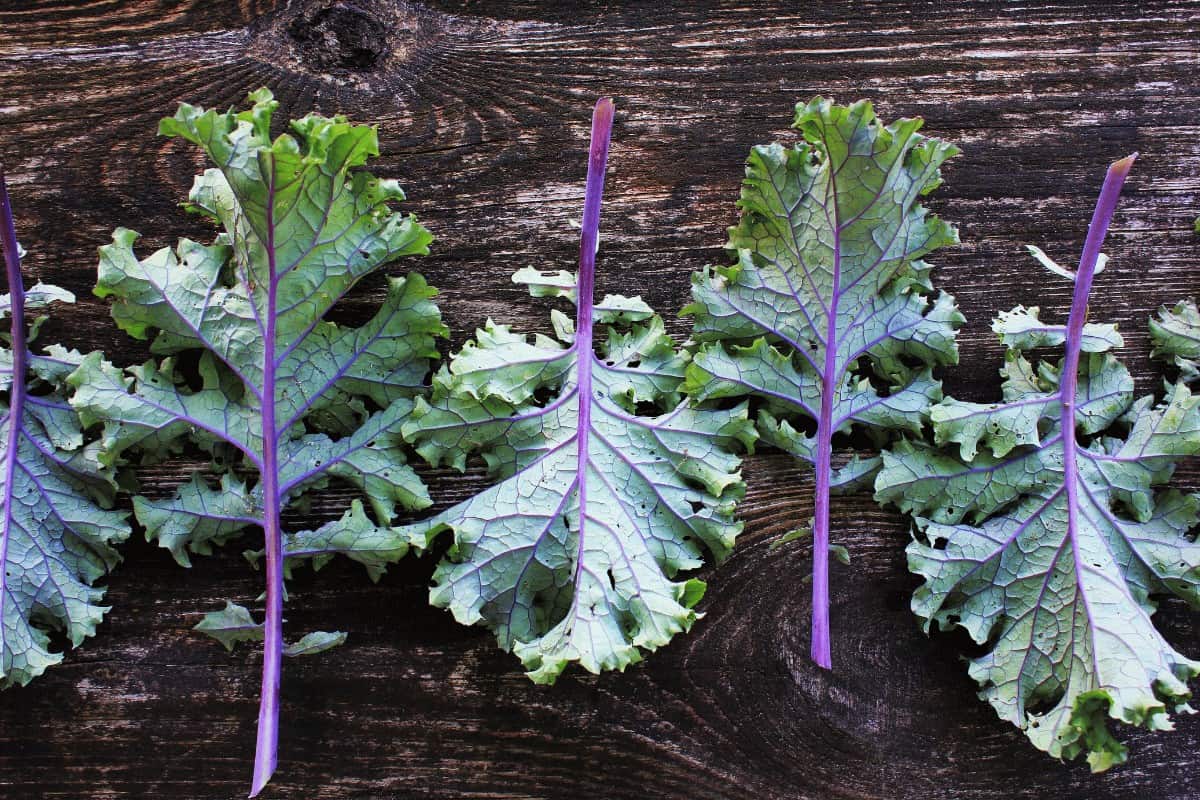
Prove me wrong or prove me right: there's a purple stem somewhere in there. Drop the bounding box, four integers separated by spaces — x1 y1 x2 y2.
1058 154 1135 608
250 159 283 799
571 97 614 586
0 170 26 639
810 174 843 670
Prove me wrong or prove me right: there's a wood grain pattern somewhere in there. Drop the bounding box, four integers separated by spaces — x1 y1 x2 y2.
1 1 1199 797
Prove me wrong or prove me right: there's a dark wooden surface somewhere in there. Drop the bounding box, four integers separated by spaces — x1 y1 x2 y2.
1 1 1199 797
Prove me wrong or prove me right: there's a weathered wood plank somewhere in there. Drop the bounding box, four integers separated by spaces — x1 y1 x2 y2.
0 1 1198 798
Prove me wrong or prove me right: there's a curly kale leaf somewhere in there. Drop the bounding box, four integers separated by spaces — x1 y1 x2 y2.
70 90 443 795
877 155 1200 771
1151 298 1200 384
681 98 962 667
0 172 129 688
392 99 755 684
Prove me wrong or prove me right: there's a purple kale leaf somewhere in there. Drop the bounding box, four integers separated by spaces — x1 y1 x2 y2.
387 99 756 682
682 99 963 667
69 90 444 795
0 171 129 688
1151 297 1200 384
876 155 1200 770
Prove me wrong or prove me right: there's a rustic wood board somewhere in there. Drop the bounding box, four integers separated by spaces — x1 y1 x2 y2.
1 0 1198 797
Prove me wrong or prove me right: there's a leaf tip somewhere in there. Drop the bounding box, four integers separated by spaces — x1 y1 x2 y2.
1111 152 1138 177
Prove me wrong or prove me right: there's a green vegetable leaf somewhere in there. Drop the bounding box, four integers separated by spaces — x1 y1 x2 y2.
73 89 442 795
681 98 963 666
392 99 754 684
195 601 347 657
0 174 130 688
876 155 1200 770
1151 298 1200 384
282 630 347 657
195 601 263 652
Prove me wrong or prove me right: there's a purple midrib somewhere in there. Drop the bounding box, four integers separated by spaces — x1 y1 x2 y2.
0 171 28 632
568 98 614 593
1056 155 1136 652
251 159 283 798
810 141 842 671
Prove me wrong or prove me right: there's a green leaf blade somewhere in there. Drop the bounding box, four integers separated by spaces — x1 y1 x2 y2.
0 177 130 688
878 155 1200 769
682 98 963 666
400 100 754 684
84 89 442 795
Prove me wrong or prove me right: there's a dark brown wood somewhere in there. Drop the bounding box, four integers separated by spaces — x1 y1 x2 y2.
1 1 1199 797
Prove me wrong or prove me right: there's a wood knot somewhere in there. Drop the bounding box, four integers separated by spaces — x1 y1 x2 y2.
288 3 390 72
246 0 472 92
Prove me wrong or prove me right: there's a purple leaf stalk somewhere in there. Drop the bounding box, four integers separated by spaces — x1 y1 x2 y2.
811 262 839 670
1057 153 1136 581
572 96 615 531
251 161 283 799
